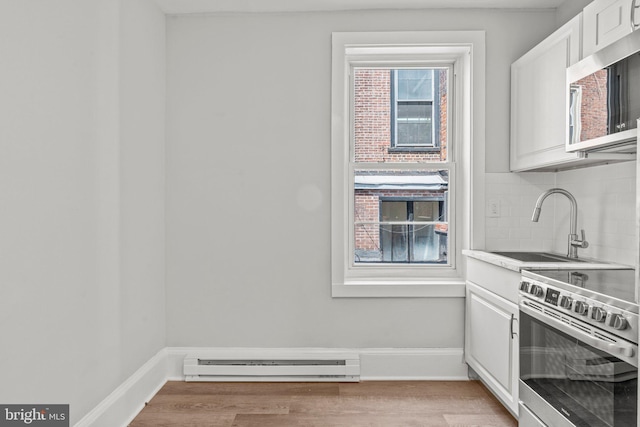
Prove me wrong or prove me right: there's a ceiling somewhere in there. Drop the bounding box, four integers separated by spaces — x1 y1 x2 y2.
156 0 568 14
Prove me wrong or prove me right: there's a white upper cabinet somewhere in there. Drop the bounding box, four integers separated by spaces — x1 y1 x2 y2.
510 15 583 172
583 0 639 57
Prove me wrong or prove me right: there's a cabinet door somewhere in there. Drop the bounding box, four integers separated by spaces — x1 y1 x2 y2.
465 281 519 415
510 15 582 172
584 0 634 57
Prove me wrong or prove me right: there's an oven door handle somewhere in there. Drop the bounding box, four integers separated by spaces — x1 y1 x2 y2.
520 302 636 359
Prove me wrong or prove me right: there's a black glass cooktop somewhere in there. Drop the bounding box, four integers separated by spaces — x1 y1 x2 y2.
525 268 636 305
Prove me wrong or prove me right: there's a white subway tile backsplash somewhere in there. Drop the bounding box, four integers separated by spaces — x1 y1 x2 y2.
484 171 556 252
484 161 637 266
509 227 532 240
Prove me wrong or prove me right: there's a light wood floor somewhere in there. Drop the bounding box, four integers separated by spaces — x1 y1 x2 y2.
129 381 517 427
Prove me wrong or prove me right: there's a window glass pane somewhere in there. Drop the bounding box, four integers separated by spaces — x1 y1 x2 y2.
354 169 448 264
397 69 432 100
414 201 439 221
380 224 408 262
397 102 431 120
397 122 432 145
352 67 447 162
410 224 447 263
381 201 407 221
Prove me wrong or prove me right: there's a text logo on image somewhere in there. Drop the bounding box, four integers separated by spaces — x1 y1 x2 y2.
0 405 68 426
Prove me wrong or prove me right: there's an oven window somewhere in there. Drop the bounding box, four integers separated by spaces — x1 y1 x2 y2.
520 311 637 427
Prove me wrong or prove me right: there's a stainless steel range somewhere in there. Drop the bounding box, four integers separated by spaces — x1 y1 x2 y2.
518 268 638 427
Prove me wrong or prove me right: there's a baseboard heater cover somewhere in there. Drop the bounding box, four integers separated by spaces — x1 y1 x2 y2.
184 353 360 382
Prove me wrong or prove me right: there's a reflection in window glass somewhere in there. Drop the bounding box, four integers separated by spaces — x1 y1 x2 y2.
397 69 433 100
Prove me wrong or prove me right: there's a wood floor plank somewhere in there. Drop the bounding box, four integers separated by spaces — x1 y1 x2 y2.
128 381 518 427
231 413 449 427
129 411 235 427
287 395 501 416
141 394 290 415
157 381 340 396
339 381 493 399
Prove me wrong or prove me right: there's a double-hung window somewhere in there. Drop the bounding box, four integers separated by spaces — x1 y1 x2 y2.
331 31 485 297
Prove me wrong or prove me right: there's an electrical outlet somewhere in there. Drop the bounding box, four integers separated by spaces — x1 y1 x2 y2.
487 199 500 218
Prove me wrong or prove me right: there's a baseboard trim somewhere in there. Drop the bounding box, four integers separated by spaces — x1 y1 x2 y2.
77 346 468 426
167 347 468 381
360 348 468 380
74 348 168 427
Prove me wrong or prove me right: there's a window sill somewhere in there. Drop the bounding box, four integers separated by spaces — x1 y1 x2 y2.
332 280 465 298
388 147 441 154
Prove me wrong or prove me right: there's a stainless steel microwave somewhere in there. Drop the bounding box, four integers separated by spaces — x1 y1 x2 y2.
567 30 640 153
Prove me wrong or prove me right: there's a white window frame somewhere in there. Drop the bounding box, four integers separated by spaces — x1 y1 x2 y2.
331 31 486 298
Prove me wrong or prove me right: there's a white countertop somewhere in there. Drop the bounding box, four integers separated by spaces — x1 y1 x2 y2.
463 249 632 273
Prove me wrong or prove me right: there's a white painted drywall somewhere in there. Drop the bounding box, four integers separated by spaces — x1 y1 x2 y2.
165 9 556 348
119 0 167 380
0 0 165 424
556 0 591 26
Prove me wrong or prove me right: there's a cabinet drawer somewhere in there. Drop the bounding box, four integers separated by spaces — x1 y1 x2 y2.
466 257 520 303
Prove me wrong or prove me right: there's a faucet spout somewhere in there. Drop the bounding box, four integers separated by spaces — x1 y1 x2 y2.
531 188 588 259
531 206 542 222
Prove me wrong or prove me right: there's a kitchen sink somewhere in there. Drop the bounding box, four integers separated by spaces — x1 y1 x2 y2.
491 251 587 263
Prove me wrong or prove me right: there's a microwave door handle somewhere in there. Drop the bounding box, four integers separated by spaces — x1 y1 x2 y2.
520 302 636 360
633 0 640 30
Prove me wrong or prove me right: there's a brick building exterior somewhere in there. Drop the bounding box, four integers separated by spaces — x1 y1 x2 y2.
353 69 448 163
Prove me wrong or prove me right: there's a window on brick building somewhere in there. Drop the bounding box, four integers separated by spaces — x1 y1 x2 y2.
391 69 442 150
331 31 485 297
379 198 447 263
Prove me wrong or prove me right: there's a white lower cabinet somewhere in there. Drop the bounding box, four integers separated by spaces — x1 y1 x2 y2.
465 280 519 416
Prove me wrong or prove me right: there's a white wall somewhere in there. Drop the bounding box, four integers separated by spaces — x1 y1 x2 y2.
0 0 165 424
119 0 167 380
165 9 556 349
556 0 591 26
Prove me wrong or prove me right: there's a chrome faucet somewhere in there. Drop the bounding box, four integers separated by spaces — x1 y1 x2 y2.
531 188 588 259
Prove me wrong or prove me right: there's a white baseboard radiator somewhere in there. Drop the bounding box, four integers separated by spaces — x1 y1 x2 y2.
184 350 360 382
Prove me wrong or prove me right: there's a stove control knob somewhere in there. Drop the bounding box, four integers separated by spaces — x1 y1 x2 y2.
607 313 628 330
591 307 607 323
529 284 543 298
574 301 589 315
519 281 530 292
559 296 573 309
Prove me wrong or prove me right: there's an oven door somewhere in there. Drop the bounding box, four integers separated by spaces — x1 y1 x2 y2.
519 301 637 427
